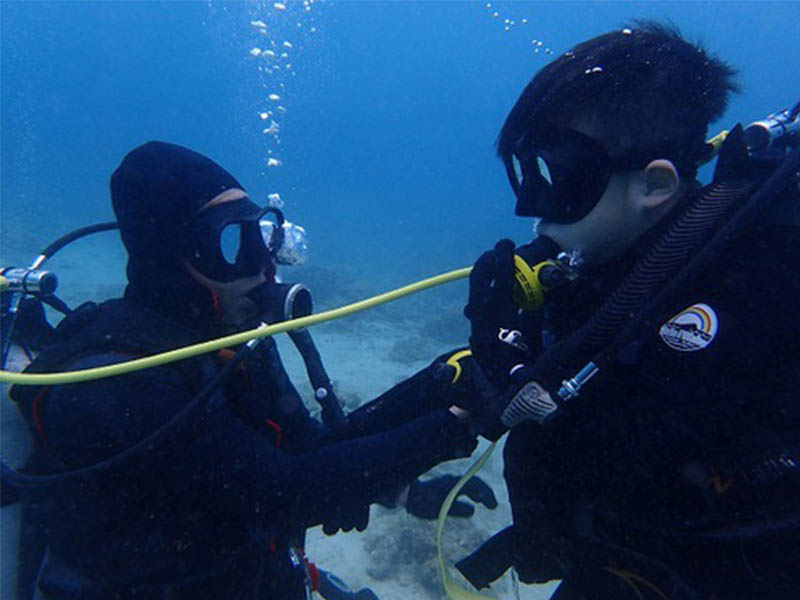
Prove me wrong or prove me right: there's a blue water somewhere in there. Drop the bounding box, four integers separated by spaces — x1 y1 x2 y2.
1 2 798 598
3 1 797 289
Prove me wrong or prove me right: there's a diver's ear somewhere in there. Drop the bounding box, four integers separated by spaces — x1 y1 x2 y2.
637 159 681 210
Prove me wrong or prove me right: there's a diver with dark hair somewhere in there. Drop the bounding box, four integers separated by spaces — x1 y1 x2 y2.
3 141 499 600
449 22 800 600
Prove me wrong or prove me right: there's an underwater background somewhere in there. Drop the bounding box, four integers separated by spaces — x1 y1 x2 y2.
2 2 798 599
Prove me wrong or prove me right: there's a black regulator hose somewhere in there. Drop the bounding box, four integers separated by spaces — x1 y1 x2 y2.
39 222 119 260
288 328 347 429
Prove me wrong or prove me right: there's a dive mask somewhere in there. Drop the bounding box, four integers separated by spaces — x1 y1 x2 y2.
503 129 690 224
185 199 303 281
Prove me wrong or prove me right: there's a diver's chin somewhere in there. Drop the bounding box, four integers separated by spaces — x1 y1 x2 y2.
213 280 268 332
219 295 262 332
182 260 268 331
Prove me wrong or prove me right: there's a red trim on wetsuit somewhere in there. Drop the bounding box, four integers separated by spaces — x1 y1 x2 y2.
265 419 282 449
306 559 321 592
31 387 52 450
217 348 237 362
209 289 222 323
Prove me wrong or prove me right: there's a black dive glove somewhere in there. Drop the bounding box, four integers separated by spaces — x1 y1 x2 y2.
432 350 513 441
464 239 531 388
322 503 370 535
405 475 498 520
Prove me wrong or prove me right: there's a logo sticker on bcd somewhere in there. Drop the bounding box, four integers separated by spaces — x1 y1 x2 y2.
659 303 719 352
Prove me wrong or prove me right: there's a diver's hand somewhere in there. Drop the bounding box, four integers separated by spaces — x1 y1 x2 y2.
464 239 530 388
405 475 498 520
432 349 498 408
432 350 514 441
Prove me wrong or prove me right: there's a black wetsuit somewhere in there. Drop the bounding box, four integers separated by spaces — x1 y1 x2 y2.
502 220 800 599
11 298 476 600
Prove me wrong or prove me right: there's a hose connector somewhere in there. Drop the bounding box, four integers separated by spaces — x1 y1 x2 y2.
557 362 599 401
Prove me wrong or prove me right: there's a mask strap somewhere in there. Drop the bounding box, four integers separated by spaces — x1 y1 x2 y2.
258 206 285 256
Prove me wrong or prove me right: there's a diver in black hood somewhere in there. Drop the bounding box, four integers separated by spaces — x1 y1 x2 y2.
7 141 499 600
450 21 800 600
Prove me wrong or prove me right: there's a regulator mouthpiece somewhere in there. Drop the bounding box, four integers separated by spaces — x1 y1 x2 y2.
512 246 582 311
0 267 58 296
258 282 313 323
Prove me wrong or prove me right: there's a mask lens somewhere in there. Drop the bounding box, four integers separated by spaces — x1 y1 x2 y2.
536 156 553 185
220 223 242 265
511 155 524 187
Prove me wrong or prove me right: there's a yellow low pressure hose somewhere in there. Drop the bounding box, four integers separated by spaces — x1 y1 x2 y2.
0 267 471 385
437 441 500 600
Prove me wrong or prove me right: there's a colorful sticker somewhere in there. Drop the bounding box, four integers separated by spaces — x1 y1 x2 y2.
659 303 719 352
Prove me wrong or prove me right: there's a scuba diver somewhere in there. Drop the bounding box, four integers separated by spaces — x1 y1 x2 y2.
449 22 800 600
0 141 499 600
